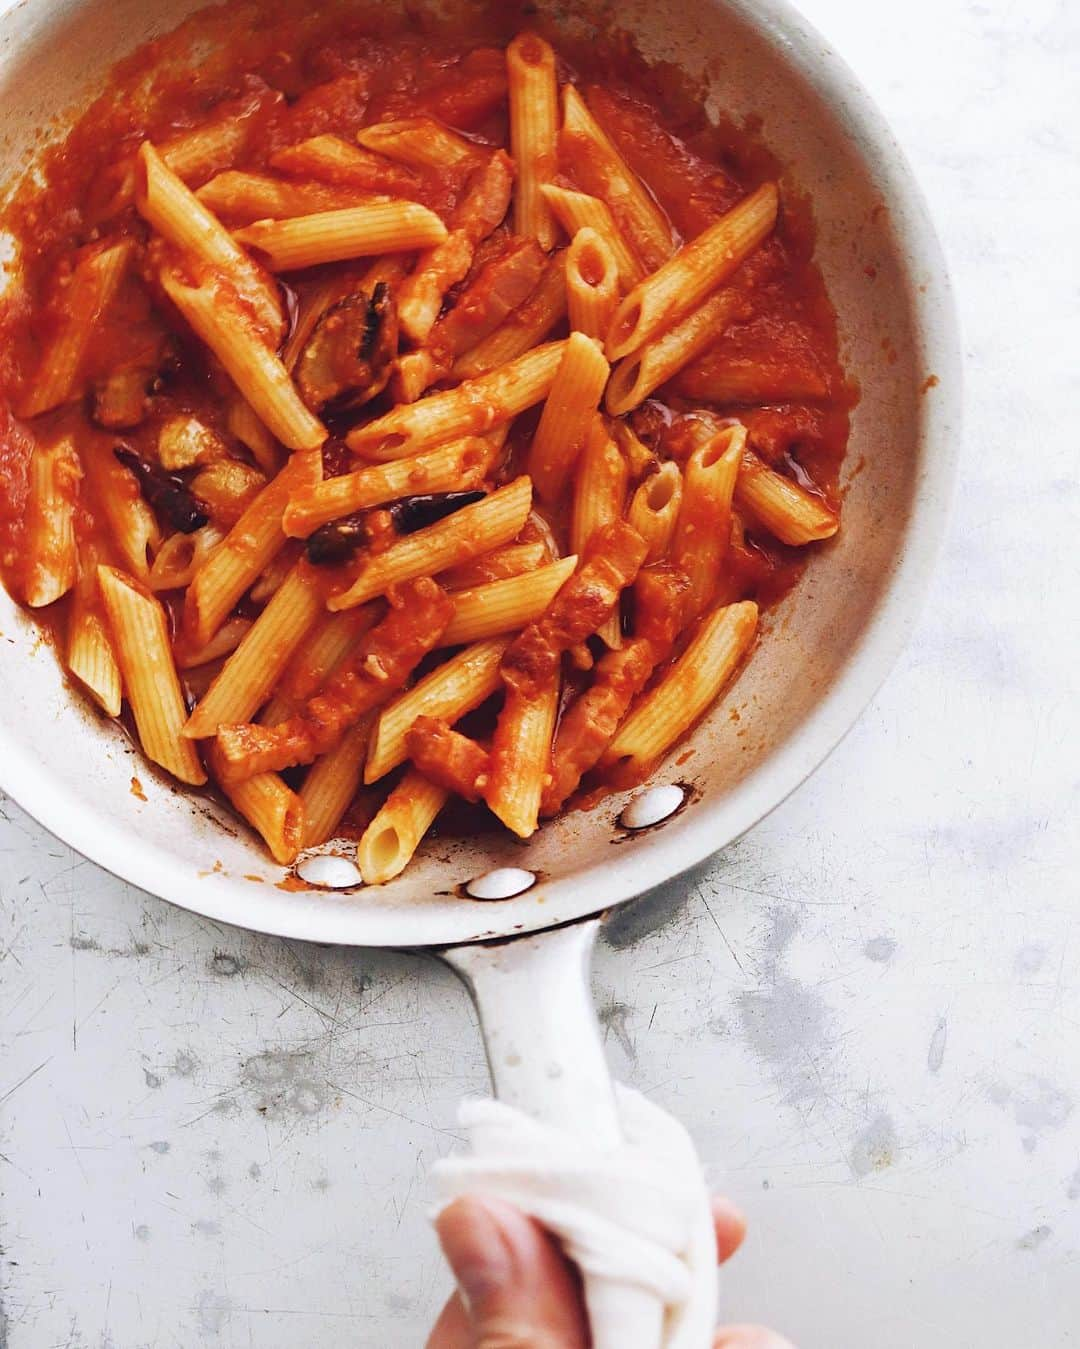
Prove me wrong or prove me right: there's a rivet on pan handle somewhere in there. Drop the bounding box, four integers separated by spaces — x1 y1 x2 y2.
438 916 669 1349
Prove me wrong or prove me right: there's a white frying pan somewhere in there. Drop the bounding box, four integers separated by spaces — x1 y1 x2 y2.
0 0 960 1341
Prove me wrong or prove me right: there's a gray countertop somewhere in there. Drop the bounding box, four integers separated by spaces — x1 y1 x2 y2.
2 0 1077 1344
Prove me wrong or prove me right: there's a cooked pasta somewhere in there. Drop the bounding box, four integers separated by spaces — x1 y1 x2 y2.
357 770 449 884
355 117 484 170
606 184 780 360
347 344 565 461
560 85 674 271
0 14 849 880
570 419 628 647
97 566 207 785
627 461 682 563
24 435 81 608
300 718 374 848
233 202 449 270
602 600 759 775
565 227 621 341
672 425 745 618
507 33 559 250
540 183 645 287
526 333 610 503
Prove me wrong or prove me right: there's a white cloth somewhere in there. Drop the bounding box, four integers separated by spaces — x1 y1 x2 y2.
433 1085 717 1349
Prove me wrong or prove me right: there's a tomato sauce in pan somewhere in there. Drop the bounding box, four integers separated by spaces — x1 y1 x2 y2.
0 0 853 839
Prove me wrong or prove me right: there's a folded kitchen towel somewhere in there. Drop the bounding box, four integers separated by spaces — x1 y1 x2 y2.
433 1084 717 1349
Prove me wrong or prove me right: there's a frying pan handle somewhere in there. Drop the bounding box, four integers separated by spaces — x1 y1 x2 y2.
438 916 668 1349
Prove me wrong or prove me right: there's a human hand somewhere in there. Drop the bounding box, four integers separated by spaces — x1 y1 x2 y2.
427 1193 795 1348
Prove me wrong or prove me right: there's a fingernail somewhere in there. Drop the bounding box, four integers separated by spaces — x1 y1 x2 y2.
435 1197 516 1310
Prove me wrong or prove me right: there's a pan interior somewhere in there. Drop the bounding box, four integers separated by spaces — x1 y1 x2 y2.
0 0 959 947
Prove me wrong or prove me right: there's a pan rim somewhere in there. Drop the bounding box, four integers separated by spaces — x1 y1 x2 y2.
0 0 962 948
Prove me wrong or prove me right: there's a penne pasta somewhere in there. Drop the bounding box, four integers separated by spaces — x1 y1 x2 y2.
356 770 448 884
605 287 743 415
565 227 621 341
734 449 839 546
672 425 745 618
606 183 779 361
527 332 610 503
356 117 484 170
283 435 494 538
601 600 759 774
366 636 510 782
184 448 320 645
19 240 134 418
183 564 323 737
570 418 629 647
396 151 514 344
160 267 326 451
66 604 122 718
300 717 373 848
540 183 645 287
82 438 161 580
271 135 421 196
627 461 682 563
24 435 81 607
451 251 566 380
66 542 122 717
97 565 207 785
484 679 559 839
234 201 448 271
439 554 577 646
196 171 375 225
136 143 282 339
506 33 558 249
148 523 224 592
348 343 565 461
207 743 304 864
560 85 674 272
327 476 533 610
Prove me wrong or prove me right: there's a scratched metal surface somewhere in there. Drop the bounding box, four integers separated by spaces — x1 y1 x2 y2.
1 0 1077 1344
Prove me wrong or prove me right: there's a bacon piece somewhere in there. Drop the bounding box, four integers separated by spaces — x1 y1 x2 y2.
501 520 648 700
434 238 546 360
541 565 689 814
397 150 515 344
393 236 545 400
215 578 452 780
406 716 491 802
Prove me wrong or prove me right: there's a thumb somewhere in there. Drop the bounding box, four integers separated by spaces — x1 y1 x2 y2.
434 1196 589 1349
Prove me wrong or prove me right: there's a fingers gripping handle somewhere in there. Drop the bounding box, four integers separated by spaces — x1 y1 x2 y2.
439 918 668 1349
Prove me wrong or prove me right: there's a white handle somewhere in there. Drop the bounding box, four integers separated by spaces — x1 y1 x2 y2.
440 917 667 1349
